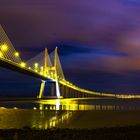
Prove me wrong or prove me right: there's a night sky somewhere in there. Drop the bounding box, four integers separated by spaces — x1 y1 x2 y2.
0 0 140 97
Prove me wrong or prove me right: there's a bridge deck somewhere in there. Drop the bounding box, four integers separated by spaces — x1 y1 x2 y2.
0 58 50 81
0 58 113 97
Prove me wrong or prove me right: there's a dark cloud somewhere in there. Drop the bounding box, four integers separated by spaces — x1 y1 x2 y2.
48 42 93 56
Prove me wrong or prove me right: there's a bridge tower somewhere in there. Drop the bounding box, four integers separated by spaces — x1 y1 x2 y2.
38 47 61 99
53 47 61 97
38 48 48 98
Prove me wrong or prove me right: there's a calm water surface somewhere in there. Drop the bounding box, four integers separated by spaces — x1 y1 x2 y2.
0 97 140 129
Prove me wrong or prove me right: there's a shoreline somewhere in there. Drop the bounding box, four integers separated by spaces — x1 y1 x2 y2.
0 125 140 140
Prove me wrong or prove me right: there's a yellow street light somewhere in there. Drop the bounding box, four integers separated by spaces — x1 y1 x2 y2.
34 62 38 68
14 52 19 57
1 44 8 51
0 51 3 58
20 62 26 68
40 66 43 71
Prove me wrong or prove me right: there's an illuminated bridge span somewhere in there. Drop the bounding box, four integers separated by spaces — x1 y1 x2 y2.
0 25 136 99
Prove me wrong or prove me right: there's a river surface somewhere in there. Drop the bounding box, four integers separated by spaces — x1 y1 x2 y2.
0 97 140 129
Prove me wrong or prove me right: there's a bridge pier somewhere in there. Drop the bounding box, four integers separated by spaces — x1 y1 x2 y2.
38 80 62 99
75 90 78 98
83 93 85 98
51 82 55 96
66 87 69 98
79 92 81 98
69 88 72 97
63 85 65 97
55 80 60 97
57 85 94 99
78 92 80 98
77 91 79 98
69 88 71 97
61 84 64 97
38 80 46 98
59 84 62 96
62 86 65 98
72 90 74 98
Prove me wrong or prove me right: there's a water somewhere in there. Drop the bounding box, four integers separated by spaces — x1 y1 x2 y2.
0 97 140 129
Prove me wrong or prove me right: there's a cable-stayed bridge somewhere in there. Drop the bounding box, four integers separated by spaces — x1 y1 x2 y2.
0 25 138 99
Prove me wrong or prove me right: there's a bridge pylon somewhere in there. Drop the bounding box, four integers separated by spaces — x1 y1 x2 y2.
38 80 46 98
53 47 61 97
38 47 61 99
44 48 48 75
37 48 49 99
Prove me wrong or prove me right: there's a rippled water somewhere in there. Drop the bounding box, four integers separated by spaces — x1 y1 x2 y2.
0 97 140 129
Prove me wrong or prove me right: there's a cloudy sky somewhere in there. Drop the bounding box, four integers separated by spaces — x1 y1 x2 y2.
0 0 140 96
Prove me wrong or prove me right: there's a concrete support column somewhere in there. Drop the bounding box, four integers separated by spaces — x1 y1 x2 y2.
55 80 60 97
68 88 70 98
72 89 74 98
78 91 80 98
65 86 67 98
59 84 62 96
38 80 46 98
83 93 85 98
51 82 55 96
69 88 72 98
79 92 81 98
61 85 63 97
73 90 75 98
66 87 69 98
75 90 77 98
63 86 66 98
67 87 69 98
76 90 78 98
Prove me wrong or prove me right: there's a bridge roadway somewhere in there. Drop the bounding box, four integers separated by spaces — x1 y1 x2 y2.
0 57 105 98
0 57 49 81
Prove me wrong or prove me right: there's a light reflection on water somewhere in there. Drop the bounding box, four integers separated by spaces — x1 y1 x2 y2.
0 98 140 129
0 108 73 129
31 110 73 129
0 98 140 111
36 98 140 111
